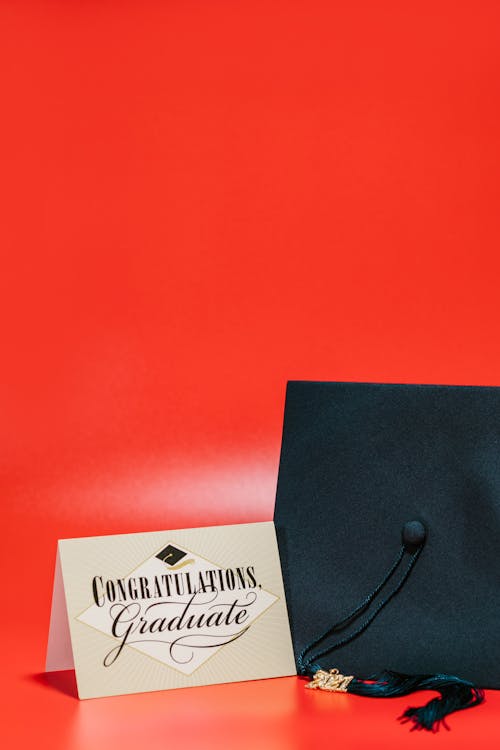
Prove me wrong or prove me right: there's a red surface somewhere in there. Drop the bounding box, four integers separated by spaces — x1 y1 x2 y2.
2 1 500 747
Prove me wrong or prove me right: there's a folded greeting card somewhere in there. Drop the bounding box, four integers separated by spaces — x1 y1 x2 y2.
46 521 296 698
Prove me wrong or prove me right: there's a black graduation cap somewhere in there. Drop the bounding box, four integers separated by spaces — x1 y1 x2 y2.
273 381 499 731
156 544 187 566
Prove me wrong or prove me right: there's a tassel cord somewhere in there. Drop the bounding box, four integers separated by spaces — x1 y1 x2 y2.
300 545 422 676
297 545 405 675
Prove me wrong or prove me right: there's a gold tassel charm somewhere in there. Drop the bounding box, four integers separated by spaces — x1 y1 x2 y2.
305 668 354 692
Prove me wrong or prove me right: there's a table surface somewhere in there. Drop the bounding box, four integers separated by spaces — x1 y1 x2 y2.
3 1 500 747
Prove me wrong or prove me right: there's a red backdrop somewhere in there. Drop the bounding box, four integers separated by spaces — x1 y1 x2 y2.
2 1 500 747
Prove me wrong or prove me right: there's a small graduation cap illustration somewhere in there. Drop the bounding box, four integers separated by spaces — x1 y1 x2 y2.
274 381 499 731
156 544 194 570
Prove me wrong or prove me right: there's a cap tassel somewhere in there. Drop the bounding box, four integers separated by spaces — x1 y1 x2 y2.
299 522 486 730
345 670 485 732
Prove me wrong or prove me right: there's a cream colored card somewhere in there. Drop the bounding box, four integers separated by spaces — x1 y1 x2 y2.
46 521 296 698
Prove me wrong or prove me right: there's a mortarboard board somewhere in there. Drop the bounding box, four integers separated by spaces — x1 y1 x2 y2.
273 381 499 730
156 544 188 566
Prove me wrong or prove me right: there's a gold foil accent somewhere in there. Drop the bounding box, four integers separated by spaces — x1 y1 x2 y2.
305 668 354 692
163 558 194 570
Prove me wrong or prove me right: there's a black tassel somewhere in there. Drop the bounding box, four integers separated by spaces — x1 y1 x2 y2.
347 670 485 732
300 525 485 731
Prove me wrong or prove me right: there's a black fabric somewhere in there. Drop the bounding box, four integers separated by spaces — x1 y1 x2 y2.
273 381 500 688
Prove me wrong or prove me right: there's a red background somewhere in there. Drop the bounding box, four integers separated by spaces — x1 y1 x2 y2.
2 1 500 747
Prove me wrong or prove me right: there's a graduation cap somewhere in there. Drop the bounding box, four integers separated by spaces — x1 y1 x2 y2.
273 381 499 731
156 544 187 566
